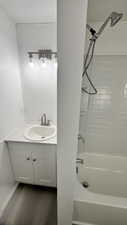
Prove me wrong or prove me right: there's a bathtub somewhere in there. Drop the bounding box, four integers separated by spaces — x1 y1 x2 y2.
73 153 127 225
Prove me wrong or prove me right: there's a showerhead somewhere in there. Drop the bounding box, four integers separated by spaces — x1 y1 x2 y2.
86 11 123 39
94 11 124 38
110 12 123 27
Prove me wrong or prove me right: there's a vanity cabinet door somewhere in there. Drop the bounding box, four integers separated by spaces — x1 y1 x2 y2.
8 143 34 184
32 145 56 187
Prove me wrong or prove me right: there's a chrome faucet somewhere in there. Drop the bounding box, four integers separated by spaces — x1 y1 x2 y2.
40 113 50 126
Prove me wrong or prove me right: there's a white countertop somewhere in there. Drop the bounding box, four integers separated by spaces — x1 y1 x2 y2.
5 124 57 145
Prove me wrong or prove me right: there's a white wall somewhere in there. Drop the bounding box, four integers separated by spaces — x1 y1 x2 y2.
16 23 57 124
57 0 88 224
0 7 24 214
79 21 127 156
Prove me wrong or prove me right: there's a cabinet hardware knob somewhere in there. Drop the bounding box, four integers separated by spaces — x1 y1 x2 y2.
27 157 30 160
33 158 37 162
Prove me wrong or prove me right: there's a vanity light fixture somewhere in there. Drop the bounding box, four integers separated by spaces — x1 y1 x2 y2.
28 49 57 67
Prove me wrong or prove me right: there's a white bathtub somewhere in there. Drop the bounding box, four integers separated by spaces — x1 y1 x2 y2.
73 153 127 225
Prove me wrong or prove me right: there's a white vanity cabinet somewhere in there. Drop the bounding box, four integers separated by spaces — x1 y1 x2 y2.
7 142 57 187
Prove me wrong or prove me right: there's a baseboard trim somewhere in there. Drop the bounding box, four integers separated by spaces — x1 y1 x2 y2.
0 182 19 218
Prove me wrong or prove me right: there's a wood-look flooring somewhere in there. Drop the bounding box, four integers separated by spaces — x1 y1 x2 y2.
0 183 57 225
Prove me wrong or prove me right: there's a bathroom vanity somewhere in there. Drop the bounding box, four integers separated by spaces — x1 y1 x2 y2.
6 126 57 188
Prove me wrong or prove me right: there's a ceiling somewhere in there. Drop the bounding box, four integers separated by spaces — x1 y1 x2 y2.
87 0 127 22
0 0 56 23
0 0 126 24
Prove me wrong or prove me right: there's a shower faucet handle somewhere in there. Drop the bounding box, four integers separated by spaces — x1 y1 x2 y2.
76 158 84 164
78 134 85 143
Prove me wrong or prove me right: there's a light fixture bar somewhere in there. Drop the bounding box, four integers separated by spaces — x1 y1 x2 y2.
28 49 57 60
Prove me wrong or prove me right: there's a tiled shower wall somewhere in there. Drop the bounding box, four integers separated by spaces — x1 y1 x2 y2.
79 55 127 156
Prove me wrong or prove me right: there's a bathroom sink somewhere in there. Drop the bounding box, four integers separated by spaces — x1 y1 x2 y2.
24 125 56 141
